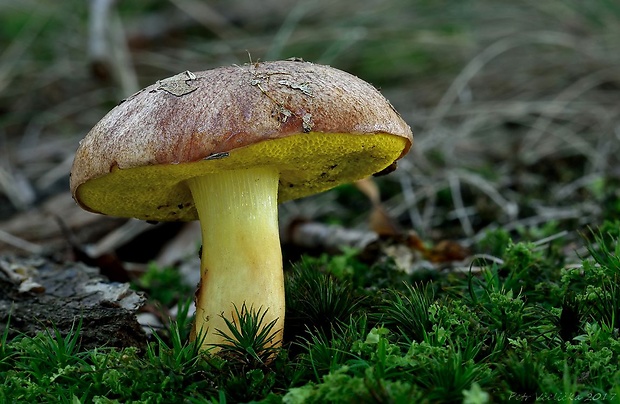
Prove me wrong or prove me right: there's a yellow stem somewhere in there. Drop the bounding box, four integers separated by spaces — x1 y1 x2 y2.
186 166 284 351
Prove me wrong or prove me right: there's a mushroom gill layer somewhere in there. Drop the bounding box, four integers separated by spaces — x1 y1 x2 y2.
74 131 408 221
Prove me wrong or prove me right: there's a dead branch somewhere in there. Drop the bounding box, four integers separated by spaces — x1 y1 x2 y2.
88 0 138 95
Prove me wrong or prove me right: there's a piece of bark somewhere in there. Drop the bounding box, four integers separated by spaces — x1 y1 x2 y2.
0 254 146 351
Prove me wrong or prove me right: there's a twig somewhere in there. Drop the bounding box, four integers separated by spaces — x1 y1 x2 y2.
532 230 569 248
0 11 47 94
457 169 519 220
425 31 579 131
35 154 75 191
84 219 159 258
0 163 35 211
0 228 44 255
88 0 117 78
449 174 474 237
109 6 139 95
265 2 311 61
285 220 378 252
521 67 619 162
167 0 245 41
88 0 139 95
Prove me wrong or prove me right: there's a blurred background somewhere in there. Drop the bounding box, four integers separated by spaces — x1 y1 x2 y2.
1 0 619 270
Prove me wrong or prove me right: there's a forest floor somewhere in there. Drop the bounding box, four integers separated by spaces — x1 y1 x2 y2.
1 1 620 402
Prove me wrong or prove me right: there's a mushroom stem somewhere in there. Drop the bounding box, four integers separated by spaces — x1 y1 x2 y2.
186 166 284 351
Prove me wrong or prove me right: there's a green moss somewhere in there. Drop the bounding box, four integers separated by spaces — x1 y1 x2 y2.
3 222 620 402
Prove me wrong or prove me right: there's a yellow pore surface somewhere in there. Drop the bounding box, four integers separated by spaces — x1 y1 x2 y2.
75 132 408 222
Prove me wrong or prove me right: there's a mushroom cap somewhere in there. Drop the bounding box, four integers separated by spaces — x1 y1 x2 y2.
70 60 413 222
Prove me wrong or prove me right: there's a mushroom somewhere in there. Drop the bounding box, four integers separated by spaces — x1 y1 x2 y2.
70 60 413 352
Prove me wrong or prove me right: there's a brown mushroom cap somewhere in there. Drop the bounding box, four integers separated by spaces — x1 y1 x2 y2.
70 60 413 222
